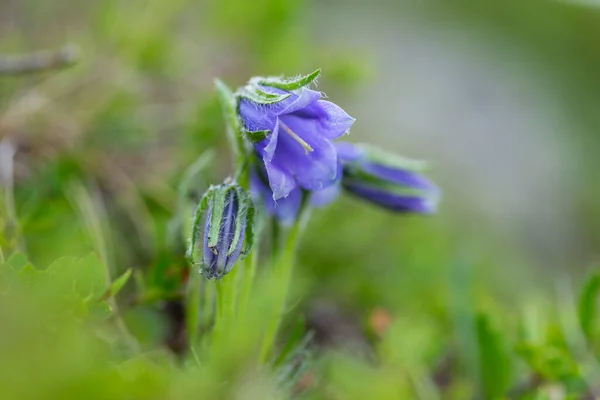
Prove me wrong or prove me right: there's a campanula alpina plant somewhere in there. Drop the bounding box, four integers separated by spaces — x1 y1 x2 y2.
186 181 255 280
237 69 355 200
336 142 440 213
185 69 440 368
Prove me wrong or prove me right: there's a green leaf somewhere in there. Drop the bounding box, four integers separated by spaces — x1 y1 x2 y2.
578 272 600 339
273 317 308 367
241 189 255 257
0 261 18 287
46 254 107 298
177 149 215 210
251 69 321 91
185 272 201 346
242 129 269 143
89 300 112 319
476 313 512 400
7 252 28 271
100 268 132 300
18 264 41 286
186 185 216 266
238 85 291 104
215 79 244 158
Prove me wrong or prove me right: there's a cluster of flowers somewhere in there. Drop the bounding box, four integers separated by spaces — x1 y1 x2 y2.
187 70 439 279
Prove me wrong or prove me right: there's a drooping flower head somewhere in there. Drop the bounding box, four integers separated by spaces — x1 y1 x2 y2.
336 142 440 213
186 181 255 279
237 70 355 201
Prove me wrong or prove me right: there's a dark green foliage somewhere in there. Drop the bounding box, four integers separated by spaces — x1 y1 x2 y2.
476 313 511 399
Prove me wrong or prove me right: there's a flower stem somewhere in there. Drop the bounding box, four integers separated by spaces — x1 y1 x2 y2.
258 202 311 364
214 281 225 343
271 216 281 263
225 259 241 324
239 245 258 318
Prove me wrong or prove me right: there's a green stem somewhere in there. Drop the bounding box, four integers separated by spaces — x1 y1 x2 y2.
185 271 201 346
271 217 281 263
214 281 225 344
225 259 241 324
203 278 214 332
258 204 310 364
239 245 258 318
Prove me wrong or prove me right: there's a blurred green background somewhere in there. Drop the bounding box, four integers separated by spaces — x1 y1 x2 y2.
3 0 600 398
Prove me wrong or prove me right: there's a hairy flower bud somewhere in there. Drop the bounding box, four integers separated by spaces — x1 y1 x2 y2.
336 142 440 213
187 182 255 279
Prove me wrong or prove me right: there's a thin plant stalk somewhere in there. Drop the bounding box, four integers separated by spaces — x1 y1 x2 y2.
271 217 281 263
259 204 311 364
225 260 241 323
212 281 230 348
240 245 259 312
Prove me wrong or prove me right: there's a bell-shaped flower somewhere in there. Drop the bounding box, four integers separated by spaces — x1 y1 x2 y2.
238 70 355 201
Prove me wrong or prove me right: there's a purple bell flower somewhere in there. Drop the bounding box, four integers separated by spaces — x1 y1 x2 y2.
238 71 355 201
336 142 440 213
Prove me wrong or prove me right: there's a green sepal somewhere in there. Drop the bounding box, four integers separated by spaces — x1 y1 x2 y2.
238 85 291 105
356 143 431 172
186 186 217 265
343 175 433 198
243 129 270 143
207 185 231 250
227 184 247 257
251 69 321 91
241 190 255 256
343 163 435 197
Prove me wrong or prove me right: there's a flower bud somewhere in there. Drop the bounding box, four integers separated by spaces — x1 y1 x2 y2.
336 142 440 213
187 182 255 279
